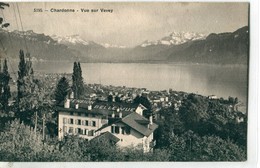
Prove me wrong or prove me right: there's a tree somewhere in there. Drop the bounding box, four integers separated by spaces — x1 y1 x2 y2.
17 50 33 106
0 119 70 161
228 96 238 105
115 95 121 102
0 60 2 107
83 139 123 161
133 95 151 110
179 94 209 130
168 131 246 161
54 77 70 104
168 133 187 161
17 51 33 113
0 3 9 29
155 108 185 148
0 3 9 10
0 59 11 111
107 95 113 102
0 119 44 161
16 51 53 129
0 3 11 111
72 62 84 99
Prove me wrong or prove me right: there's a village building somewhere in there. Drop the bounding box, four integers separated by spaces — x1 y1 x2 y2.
94 112 157 153
56 96 158 152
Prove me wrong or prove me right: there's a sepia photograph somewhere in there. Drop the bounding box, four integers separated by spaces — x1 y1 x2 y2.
0 1 254 164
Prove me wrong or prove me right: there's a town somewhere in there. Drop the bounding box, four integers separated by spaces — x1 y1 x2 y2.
0 50 247 161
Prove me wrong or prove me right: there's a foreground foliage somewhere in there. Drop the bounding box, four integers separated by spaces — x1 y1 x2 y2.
0 120 170 161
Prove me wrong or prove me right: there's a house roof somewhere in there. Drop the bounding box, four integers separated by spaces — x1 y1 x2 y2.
121 113 158 137
137 103 147 110
92 101 138 110
91 131 120 143
96 112 158 137
57 100 136 117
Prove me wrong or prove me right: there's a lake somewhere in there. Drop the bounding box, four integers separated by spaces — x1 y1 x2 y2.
30 62 248 104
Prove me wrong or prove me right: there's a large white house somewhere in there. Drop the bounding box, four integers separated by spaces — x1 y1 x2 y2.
57 97 158 152
94 112 157 152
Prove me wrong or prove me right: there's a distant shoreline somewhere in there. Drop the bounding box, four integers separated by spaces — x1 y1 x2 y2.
8 59 248 67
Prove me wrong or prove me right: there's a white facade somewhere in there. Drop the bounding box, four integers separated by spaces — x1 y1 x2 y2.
96 122 154 152
58 111 106 140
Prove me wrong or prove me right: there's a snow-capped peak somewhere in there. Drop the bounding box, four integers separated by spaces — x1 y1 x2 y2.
101 43 126 49
11 30 36 36
141 31 207 47
51 34 128 48
51 34 89 45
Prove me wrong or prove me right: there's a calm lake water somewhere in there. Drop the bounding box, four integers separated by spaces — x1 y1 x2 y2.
30 62 248 104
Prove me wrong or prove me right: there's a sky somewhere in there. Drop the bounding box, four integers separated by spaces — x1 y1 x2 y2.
2 2 249 47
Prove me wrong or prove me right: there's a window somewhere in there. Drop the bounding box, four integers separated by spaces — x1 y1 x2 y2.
85 120 89 126
63 126 67 133
70 112 73 116
111 126 115 133
76 128 83 135
89 130 94 136
92 114 96 118
69 118 74 124
77 119 81 125
121 127 125 135
84 129 89 135
125 126 130 135
69 127 73 134
63 118 67 124
115 126 120 134
92 121 96 127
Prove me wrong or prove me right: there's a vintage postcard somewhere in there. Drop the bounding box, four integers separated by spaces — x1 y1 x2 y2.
0 1 255 166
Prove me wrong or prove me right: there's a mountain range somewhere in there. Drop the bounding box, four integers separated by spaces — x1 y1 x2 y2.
0 26 249 64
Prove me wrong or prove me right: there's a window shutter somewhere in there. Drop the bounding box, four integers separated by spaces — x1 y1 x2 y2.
63 126 67 133
92 121 96 127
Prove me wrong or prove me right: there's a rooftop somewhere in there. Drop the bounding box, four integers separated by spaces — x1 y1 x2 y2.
121 113 158 136
96 112 158 137
57 100 138 117
91 131 120 144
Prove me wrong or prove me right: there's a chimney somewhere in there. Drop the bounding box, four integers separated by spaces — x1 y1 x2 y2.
119 112 122 118
112 96 115 102
88 105 92 110
75 102 79 109
70 91 74 99
149 115 153 125
64 98 70 108
147 115 153 129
